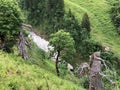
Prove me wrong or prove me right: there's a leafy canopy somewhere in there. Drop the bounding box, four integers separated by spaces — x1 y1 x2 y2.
49 30 75 53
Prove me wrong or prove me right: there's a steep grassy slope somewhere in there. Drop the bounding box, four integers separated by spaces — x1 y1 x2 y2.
64 0 120 56
0 49 84 90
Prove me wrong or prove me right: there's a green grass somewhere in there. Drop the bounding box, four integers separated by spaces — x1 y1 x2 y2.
64 0 120 55
1 0 120 89
0 47 85 90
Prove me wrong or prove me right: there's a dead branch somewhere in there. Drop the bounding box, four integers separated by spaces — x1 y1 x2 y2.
99 72 115 85
97 58 110 70
74 63 89 76
21 23 33 31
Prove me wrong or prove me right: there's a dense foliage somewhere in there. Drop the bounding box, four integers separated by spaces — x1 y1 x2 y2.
110 0 120 34
63 10 82 51
21 0 64 33
22 0 46 25
0 0 23 51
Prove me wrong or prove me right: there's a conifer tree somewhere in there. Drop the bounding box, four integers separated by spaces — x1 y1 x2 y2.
63 9 82 51
81 13 91 37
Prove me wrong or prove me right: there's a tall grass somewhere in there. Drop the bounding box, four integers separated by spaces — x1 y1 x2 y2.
0 45 85 90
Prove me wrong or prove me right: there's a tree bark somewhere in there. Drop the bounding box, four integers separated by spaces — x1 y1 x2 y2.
18 23 33 60
89 71 102 90
18 31 28 60
89 52 103 90
56 50 60 76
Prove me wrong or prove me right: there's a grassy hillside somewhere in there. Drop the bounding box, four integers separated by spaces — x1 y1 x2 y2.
64 0 120 56
0 48 85 90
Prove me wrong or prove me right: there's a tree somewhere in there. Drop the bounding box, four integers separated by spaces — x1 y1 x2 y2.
89 51 103 90
49 30 75 76
0 0 23 52
81 13 91 37
63 9 82 51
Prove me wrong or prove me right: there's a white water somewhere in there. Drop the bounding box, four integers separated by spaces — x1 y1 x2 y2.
28 32 73 70
28 32 53 52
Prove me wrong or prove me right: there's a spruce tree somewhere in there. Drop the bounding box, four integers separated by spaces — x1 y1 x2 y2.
81 13 91 37
63 9 82 51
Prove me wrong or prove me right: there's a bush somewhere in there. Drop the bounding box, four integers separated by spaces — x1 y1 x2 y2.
80 39 102 58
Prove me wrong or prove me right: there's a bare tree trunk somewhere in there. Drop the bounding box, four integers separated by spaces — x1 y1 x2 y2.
89 52 103 90
89 71 102 90
18 31 28 60
18 23 33 60
56 50 60 76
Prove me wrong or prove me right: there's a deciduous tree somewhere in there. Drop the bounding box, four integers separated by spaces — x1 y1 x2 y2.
49 30 75 76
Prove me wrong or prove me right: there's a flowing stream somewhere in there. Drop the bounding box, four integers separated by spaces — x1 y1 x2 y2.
28 32 52 52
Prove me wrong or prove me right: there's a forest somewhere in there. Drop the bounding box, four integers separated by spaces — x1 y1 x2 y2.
0 0 120 90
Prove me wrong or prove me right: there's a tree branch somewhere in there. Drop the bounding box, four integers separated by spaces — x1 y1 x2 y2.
99 72 115 85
